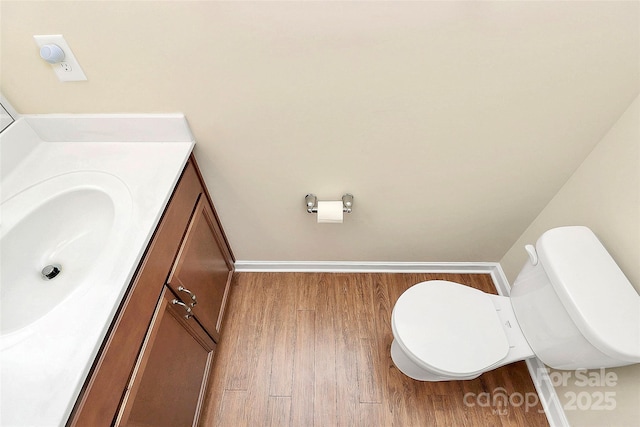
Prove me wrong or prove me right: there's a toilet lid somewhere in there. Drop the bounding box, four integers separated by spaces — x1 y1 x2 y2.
392 280 509 376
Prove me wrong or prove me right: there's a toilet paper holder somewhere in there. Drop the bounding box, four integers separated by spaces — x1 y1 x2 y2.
305 193 353 214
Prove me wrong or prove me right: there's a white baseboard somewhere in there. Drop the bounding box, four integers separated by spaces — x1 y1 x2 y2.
524 358 571 427
233 260 569 427
234 260 501 274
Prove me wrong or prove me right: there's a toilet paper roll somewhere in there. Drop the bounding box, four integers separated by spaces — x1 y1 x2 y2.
317 200 344 223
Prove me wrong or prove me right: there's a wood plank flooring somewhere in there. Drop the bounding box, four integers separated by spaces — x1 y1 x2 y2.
200 273 549 427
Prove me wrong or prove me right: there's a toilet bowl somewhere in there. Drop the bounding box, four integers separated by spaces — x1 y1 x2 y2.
390 226 640 382
391 280 534 381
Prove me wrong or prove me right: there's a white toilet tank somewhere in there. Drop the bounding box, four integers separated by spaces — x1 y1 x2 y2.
510 226 640 370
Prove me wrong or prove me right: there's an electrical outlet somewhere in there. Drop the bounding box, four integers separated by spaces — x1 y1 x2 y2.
33 35 87 82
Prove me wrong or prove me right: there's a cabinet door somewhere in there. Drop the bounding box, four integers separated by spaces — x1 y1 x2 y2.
116 288 215 427
168 196 233 341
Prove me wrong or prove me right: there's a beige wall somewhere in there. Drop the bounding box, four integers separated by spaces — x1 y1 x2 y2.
1 1 638 264
501 96 640 288
501 96 640 427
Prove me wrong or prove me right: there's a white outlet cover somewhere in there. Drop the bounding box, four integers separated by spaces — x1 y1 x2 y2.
33 35 87 82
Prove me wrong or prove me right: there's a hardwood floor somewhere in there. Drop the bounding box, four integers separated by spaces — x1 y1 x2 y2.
200 273 549 426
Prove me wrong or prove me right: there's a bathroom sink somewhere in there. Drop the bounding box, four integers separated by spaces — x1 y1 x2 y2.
0 111 194 427
1 172 132 335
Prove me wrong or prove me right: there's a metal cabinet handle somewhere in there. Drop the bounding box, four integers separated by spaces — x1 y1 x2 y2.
171 299 193 319
177 286 197 307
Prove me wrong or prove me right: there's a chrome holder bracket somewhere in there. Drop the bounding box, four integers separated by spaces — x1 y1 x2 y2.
305 193 353 214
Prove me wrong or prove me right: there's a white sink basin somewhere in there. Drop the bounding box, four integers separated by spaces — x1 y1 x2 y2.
1 172 132 335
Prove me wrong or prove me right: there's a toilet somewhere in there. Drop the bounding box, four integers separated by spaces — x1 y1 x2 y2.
391 226 640 381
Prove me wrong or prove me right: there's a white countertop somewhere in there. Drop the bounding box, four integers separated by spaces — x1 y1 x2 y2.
0 114 195 426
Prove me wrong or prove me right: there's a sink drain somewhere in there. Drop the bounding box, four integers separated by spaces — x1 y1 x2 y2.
41 264 62 280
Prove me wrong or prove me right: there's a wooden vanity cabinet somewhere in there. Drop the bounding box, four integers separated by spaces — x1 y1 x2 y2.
67 155 234 427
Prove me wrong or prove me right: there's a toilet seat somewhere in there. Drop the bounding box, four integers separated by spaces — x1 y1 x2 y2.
391 280 510 377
